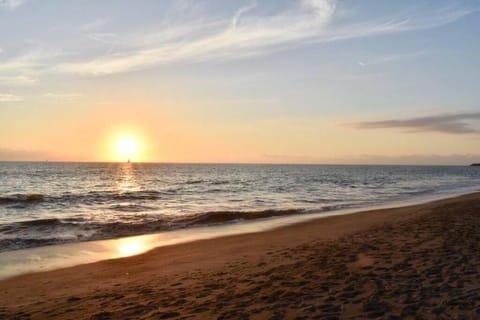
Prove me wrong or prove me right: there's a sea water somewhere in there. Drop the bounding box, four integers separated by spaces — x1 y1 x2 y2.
1 162 479 252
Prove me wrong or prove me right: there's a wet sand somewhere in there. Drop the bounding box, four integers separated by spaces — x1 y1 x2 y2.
1 193 480 319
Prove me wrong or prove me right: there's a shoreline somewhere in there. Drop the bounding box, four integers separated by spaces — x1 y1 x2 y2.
2 192 480 318
0 189 477 280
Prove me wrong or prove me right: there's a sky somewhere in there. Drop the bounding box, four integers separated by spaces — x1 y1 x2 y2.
0 0 479 164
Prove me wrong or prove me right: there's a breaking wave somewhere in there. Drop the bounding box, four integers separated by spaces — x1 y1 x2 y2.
0 208 308 252
0 194 44 204
0 190 168 209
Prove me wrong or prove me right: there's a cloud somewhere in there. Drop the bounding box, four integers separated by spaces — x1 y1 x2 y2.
344 153 480 166
0 48 60 72
0 75 36 86
56 1 477 75
357 50 428 67
319 3 477 43
87 33 119 44
43 93 82 100
0 47 60 86
0 1 476 78
0 148 52 161
0 0 26 9
80 18 108 32
0 93 23 102
59 0 337 75
262 153 323 164
261 152 480 165
351 112 480 134
375 50 428 64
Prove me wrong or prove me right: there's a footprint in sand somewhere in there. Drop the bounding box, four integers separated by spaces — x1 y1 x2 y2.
353 254 374 268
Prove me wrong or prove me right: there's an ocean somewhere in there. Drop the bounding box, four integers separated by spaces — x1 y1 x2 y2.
1 162 479 253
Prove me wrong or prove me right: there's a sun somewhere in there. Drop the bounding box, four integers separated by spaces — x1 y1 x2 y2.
114 135 140 162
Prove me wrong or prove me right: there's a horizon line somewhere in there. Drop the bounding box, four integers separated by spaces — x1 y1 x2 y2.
0 160 475 167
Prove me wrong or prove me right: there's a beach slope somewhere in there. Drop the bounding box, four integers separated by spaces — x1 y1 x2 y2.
1 193 480 319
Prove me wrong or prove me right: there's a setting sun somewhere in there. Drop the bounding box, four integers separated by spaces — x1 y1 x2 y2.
114 135 140 162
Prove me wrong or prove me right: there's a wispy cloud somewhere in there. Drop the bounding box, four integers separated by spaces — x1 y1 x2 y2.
0 47 60 86
0 148 51 161
43 93 82 100
376 51 428 63
342 153 480 165
320 3 477 43
0 75 36 86
261 152 480 165
56 0 477 76
0 48 60 72
351 112 480 134
87 33 119 44
1 1 476 78
0 93 23 102
358 50 428 67
59 0 337 75
80 18 108 32
0 0 26 9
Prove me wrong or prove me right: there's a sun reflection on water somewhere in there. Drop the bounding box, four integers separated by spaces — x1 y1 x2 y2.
117 238 147 257
116 162 139 193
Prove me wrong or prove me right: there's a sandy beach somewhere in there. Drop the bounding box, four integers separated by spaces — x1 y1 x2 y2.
1 192 480 319
3 0 479 318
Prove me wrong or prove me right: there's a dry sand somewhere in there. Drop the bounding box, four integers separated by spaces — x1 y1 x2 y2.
1 193 480 319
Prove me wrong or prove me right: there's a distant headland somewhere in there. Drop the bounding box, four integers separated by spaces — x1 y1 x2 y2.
471 163 480 166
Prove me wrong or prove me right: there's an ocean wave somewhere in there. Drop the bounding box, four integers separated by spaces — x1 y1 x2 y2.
108 204 156 212
90 190 165 201
209 180 230 185
0 208 308 252
0 193 44 204
0 238 68 251
185 179 204 185
0 218 79 234
17 218 62 226
0 190 167 208
175 208 304 225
